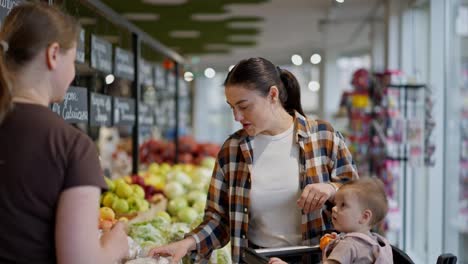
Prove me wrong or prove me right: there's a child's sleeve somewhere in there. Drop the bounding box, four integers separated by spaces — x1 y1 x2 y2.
324 240 357 264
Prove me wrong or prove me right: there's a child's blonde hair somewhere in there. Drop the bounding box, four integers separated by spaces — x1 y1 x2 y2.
340 177 388 226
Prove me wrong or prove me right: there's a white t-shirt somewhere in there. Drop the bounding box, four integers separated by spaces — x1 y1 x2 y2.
248 124 303 247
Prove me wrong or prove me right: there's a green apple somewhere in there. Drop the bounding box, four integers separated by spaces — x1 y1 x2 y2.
138 199 150 212
192 200 206 214
148 163 160 175
132 184 145 199
104 177 115 191
102 192 116 208
112 198 129 214
114 178 126 187
155 211 171 223
115 183 133 198
177 207 198 224
167 197 188 216
186 190 207 206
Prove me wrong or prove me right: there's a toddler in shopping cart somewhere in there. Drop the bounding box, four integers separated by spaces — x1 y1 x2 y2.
269 177 393 264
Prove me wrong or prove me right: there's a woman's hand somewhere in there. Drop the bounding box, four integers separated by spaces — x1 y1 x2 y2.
297 183 336 213
100 222 129 260
268 257 288 264
148 237 196 264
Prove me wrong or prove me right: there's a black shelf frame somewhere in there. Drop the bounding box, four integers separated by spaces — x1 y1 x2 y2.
47 0 186 173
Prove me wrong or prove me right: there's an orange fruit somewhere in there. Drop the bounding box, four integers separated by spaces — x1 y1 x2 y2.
320 235 334 250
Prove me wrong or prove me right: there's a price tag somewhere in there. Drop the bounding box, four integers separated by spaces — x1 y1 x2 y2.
76 29 85 63
51 86 88 123
91 35 112 73
139 103 154 126
89 93 112 126
0 0 22 27
113 97 135 126
114 47 134 81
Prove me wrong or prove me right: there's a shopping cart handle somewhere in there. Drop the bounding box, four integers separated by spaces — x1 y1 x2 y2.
255 245 320 258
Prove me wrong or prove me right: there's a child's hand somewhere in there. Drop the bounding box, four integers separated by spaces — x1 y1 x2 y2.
268 257 288 264
320 233 337 250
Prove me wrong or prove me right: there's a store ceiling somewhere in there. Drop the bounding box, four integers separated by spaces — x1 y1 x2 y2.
84 0 385 70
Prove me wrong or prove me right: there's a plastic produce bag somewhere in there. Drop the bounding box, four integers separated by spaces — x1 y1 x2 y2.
125 256 176 264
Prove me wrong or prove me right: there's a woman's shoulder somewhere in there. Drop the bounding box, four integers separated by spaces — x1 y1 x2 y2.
297 114 336 134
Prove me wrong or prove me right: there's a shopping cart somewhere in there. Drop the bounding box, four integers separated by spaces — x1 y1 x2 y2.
243 244 458 264
242 245 322 264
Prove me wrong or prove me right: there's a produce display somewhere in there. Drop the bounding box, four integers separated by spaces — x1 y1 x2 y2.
98 157 231 264
139 136 220 165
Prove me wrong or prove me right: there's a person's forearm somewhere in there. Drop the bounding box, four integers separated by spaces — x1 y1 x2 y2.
184 236 197 251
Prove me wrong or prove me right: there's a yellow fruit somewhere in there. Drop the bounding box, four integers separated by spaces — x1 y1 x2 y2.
145 176 165 190
148 163 160 175
104 177 115 191
132 184 145 199
155 211 171 222
99 207 115 221
123 176 132 184
118 217 129 223
320 235 334 250
102 192 116 208
112 198 129 214
99 219 114 231
115 183 133 198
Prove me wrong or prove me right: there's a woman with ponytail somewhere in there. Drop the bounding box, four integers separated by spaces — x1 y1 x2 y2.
0 3 127 263
149 57 359 263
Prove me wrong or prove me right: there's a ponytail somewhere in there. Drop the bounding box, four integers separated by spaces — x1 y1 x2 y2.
0 47 12 124
278 68 305 116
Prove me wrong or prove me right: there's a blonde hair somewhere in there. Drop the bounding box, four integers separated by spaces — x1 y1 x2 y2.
0 2 80 123
340 177 389 226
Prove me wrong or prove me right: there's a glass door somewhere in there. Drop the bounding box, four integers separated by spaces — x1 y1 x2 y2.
444 0 468 263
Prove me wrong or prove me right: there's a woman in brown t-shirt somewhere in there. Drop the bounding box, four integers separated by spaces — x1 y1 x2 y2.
0 3 128 264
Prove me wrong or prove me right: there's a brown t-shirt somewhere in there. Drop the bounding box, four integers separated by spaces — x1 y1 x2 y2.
0 103 106 263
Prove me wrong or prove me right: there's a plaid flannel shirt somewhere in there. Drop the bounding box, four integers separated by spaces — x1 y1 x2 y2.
187 112 359 263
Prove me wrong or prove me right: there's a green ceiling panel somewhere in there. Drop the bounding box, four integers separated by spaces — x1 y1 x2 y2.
98 0 268 56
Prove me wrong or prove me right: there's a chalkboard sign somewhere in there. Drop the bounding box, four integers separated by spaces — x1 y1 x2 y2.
140 59 153 86
76 29 85 63
154 65 165 88
91 35 112 73
0 0 22 27
51 86 88 123
113 97 135 126
114 47 134 81
139 103 154 127
89 93 112 126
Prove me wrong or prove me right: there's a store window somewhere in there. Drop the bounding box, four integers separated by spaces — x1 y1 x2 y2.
445 0 468 263
399 2 430 263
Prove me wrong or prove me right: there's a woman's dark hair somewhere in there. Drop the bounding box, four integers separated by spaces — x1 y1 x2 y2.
224 57 305 116
0 2 80 124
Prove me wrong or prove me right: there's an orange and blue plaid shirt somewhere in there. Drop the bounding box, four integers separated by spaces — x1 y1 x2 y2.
188 112 359 263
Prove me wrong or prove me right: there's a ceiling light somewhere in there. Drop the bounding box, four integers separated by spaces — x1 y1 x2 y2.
123 13 159 21
229 65 235 71
310 54 322 64
291 54 303 66
105 74 115 85
204 68 216 78
142 0 187 5
336 0 344 3
184 71 194 82
169 30 200 38
308 81 320 92
191 13 231 21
